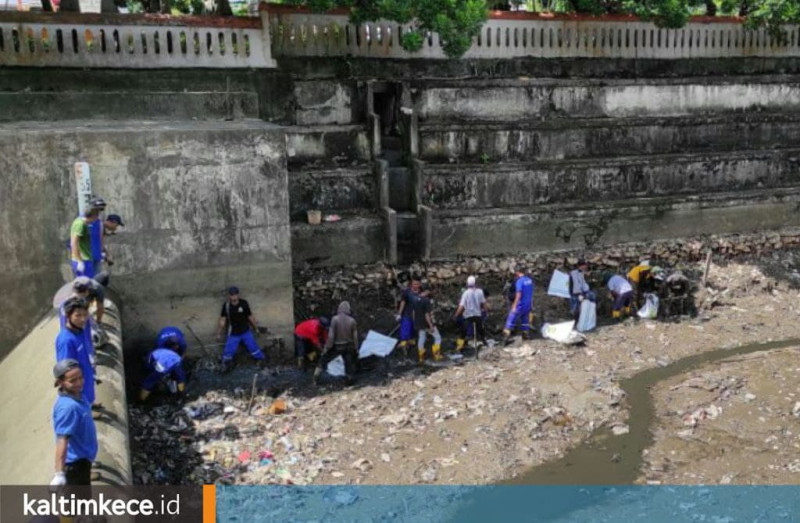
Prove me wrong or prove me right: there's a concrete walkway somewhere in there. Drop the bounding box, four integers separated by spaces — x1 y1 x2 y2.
0 298 131 485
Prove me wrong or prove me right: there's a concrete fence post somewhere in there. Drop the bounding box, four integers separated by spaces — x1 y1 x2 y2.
259 8 279 68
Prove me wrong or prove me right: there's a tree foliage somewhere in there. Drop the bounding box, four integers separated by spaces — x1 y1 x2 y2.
282 0 489 57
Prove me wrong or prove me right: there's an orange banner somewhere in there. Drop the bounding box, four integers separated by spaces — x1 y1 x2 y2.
203 484 216 523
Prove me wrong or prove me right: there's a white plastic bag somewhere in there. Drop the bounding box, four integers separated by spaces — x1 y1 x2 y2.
541 321 586 345
547 270 571 299
637 293 659 319
326 356 346 377
359 330 398 358
576 299 597 332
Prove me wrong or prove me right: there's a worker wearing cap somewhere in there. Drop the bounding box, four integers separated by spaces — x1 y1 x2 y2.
216 286 266 373
604 272 634 320
70 204 102 279
415 283 442 363
94 211 124 275
56 298 96 406
139 332 187 401
503 266 534 344
294 316 330 370
88 197 107 275
51 359 98 487
396 275 422 357
155 326 187 357
453 275 488 352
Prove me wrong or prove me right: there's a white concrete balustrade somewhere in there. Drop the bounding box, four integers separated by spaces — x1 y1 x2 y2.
2 9 799 67
0 12 276 67
269 11 800 60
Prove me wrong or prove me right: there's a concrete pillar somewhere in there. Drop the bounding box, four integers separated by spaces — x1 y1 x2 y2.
418 204 433 261
375 159 389 210
382 207 397 264
258 8 279 68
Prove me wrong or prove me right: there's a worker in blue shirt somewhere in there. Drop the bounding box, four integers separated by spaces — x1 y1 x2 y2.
503 266 535 344
55 298 96 406
155 326 187 357
50 358 98 487
395 275 423 358
139 332 187 401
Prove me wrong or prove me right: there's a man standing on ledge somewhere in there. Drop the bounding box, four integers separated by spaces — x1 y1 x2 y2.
69 204 101 278
50 359 98 487
217 286 266 373
56 297 96 407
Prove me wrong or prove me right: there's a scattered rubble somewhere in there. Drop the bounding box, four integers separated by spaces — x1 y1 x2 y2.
131 250 800 485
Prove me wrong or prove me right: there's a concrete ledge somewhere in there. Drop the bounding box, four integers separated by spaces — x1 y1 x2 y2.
291 214 386 268
0 92 259 122
422 149 800 210
415 79 800 122
419 114 800 163
286 125 371 169
430 188 800 258
288 167 376 220
0 295 131 485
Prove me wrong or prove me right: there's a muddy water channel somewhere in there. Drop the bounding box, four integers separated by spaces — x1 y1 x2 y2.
510 339 800 485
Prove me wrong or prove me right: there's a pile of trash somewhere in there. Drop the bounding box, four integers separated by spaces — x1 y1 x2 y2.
130 387 327 485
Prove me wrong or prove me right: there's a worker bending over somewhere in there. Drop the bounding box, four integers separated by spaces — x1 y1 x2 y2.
140 330 187 401
605 273 635 320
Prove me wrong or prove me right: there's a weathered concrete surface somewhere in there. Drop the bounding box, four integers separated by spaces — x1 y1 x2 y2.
277 56 800 81
0 68 289 123
0 92 260 122
285 125 371 169
422 150 800 210
293 80 360 125
430 188 800 258
289 167 376 221
419 114 800 163
291 215 386 268
0 120 293 357
414 78 800 122
0 298 130 485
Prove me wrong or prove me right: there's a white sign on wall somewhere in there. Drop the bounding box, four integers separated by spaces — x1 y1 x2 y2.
74 162 93 216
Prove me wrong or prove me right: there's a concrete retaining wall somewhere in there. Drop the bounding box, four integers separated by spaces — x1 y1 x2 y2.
421 150 800 210
419 114 800 163
291 215 386 268
414 79 800 122
0 295 130 485
289 167 376 221
0 120 293 357
286 125 371 169
430 188 800 258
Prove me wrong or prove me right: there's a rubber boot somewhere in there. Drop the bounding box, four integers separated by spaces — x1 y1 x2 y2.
612 310 621 321
502 329 513 346
455 338 466 352
220 360 233 374
312 366 322 385
624 306 632 317
297 357 305 370
432 344 443 361
521 330 531 341
418 347 426 364
398 341 407 358
138 389 150 402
